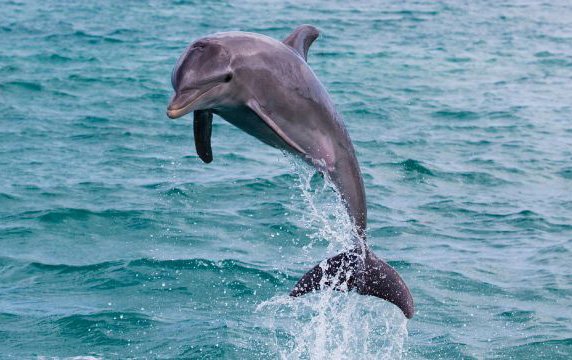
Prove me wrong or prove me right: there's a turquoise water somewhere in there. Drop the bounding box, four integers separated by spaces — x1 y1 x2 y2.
1 0 572 358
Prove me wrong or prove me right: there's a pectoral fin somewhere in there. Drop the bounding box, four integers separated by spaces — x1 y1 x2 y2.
193 110 213 163
246 99 307 156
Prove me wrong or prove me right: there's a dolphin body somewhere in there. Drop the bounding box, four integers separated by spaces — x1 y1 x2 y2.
167 25 414 319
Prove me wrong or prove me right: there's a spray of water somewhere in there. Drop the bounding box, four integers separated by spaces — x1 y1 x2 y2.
256 157 409 359
291 159 355 254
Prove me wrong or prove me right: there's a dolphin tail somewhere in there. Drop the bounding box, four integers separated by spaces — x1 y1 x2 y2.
289 248 415 319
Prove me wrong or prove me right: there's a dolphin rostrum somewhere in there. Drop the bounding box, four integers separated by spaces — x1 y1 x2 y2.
167 25 414 319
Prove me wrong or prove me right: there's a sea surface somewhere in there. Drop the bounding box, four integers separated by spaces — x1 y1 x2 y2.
1 0 571 359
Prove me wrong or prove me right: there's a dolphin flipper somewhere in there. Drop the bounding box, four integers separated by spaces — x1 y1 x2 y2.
290 249 415 319
193 110 213 163
246 99 307 156
282 25 319 62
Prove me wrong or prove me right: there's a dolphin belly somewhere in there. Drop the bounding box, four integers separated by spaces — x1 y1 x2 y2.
214 107 300 155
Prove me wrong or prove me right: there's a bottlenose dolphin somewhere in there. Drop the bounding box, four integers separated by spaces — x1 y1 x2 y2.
167 25 414 319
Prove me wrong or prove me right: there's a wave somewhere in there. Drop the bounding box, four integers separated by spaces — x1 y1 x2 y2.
55 311 155 346
431 110 481 121
0 81 43 92
496 338 572 358
127 258 287 285
27 260 123 274
3 256 289 291
558 167 572 179
398 159 434 176
0 192 19 201
13 208 149 224
43 30 124 44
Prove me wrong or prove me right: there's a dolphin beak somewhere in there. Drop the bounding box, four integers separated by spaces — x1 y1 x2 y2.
166 89 204 119
167 83 223 119
166 107 183 119
167 94 193 119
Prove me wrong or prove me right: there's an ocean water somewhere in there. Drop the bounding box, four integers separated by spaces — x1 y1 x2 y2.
1 0 571 358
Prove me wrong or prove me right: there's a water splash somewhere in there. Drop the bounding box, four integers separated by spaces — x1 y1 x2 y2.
288 157 355 254
256 156 409 359
257 291 408 359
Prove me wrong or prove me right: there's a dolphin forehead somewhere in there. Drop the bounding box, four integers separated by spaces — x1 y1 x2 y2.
171 38 232 90
172 32 288 88
171 44 198 89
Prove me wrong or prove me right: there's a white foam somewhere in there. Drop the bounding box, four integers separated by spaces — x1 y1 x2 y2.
257 292 408 360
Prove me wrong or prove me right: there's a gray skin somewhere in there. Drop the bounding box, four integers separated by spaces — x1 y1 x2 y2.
167 25 414 319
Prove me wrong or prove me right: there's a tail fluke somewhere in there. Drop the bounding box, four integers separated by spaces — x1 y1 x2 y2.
290 249 415 319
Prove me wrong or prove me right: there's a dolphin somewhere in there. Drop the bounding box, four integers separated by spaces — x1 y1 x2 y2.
167 25 414 319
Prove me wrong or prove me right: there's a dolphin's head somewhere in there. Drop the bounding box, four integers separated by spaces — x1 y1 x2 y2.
167 39 234 119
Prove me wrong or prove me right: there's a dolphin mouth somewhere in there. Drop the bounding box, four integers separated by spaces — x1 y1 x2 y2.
167 105 194 119
166 85 219 119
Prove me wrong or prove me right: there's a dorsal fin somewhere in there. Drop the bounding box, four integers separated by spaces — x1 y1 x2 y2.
282 25 319 62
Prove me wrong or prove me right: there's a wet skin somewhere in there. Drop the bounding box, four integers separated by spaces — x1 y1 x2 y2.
167 25 414 319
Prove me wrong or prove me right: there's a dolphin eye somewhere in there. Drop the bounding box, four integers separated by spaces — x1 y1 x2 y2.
224 73 233 83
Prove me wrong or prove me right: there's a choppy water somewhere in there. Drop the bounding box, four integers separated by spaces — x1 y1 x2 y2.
1 0 572 358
